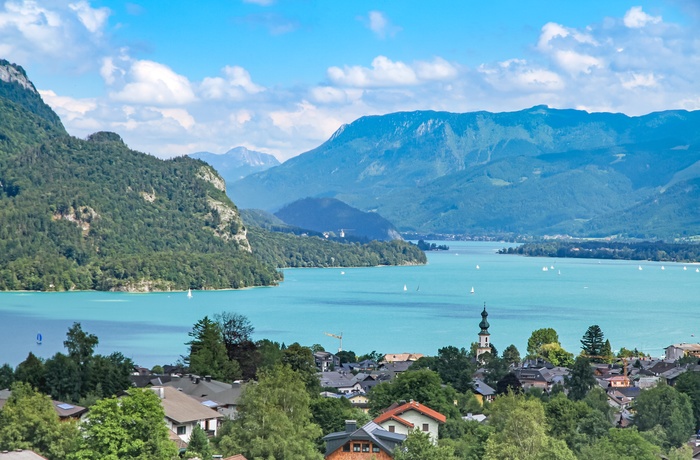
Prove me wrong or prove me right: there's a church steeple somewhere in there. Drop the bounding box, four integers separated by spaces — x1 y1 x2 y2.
476 303 492 360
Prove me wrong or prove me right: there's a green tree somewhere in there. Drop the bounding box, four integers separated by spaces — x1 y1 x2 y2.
580 325 605 360
14 352 46 391
187 316 241 381
0 382 80 460
496 372 523 395
336 350 356 364
600 340 613 363
393 429 458 460
0 362 14 389
282 342 320 395
43 352 81 402
564 357 596 401
545 394 609 452
256 339 283 371
539 343 574 367
527 328 560 358
368 369 459 419
676 371 700 430
73 388 178 460
184 425 212 460
484 393 576 460
64 322 98 368
214 312 258 380
216 365 323 460
578 427 660 460
440 419 492 460
502 344 521 366
634 382 694 448
310 397 369 438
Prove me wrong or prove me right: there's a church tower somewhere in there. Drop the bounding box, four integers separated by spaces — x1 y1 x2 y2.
476 303 492 360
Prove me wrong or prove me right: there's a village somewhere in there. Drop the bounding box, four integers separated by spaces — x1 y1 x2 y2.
2 307 700 460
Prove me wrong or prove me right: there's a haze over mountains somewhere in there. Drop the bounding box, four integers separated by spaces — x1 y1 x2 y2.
230 107 700 239
188 147 279 186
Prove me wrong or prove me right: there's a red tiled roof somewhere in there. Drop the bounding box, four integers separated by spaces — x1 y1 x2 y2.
373 400 447 425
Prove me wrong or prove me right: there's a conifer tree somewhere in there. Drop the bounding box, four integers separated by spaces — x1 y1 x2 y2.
580 325 605 359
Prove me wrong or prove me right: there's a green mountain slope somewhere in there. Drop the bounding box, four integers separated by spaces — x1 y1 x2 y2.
230 107 700 238
274 197 401 241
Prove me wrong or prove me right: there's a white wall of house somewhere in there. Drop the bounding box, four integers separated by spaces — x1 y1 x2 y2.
166 417 219 443
377 411 439 445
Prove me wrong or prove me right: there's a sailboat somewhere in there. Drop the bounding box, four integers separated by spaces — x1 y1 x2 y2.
475 265 480 270
403 284 407 291
470 287 475 294
36 332 42 345
638 265 643 271
187 288 192 299
661 266 665 270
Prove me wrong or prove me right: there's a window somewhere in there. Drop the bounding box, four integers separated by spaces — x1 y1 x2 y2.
342 443 350 452
362 443 370 452
422 423 429 432
353 443 361 452
372 445 380 453
176 426 186 435
388 425 395 432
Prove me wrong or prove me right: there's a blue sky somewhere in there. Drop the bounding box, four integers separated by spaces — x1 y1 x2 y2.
1 1 698 160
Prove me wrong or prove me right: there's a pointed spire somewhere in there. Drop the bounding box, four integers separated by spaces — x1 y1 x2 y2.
479 303 490 334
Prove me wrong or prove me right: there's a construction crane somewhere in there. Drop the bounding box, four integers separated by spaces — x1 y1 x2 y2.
324 332 343 353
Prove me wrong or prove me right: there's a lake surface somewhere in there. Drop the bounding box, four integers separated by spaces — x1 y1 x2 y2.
1 241 698 368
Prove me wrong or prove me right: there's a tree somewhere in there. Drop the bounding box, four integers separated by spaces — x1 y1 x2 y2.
256 339 283 371
368 369 459 419
675 371 700 429
214 312 258 380
539 343 574 367
578 427 660 460
0 362 15 389
527 328 559 358
14 352 46 392
215 365 323 460
64 322 98 368
393 430 457 460
413 346 475 393
187 316 241 381
564 357 596 401
502 344 521 366
580 325 605 360
496 372 523 395
0 382 80 459
43 352 81 402
184 425 212 460
634 382 694 448
282 342 320 395
336 350 356 364
440 419 492 460
484 393 576 460
73 388 178 460
310 397 369 438
600 339 613 363
545 394 609 453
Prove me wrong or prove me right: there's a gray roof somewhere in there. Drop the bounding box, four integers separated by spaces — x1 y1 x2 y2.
323 421 406 456
473 379 495 396
162 376 244 406
0 451 48 459
151 387 223 424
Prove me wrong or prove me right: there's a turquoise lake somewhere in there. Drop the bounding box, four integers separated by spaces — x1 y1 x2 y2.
1 241 698 368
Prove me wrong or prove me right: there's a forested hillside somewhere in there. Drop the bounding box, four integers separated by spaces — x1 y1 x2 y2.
0 60 425 291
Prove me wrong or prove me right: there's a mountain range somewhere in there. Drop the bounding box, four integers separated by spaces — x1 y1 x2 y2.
188 147 280 185
229 107 700 239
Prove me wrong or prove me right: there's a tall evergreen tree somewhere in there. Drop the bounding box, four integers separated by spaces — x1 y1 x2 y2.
185 425 212 460
565 357 596 401
580 325 605 359
187 316 241 381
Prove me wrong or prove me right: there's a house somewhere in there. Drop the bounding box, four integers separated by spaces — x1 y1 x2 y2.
605 375 631 388
323 420 406 459
377 361 414 379
462 413 487 423
472 378 495 405
345 392 370 413
149 386 223 443
0 451 48 459
665 343 700 361
0 390 87 421
382 353 423 363
315 351 341 372
372 400 446 445
162 375 244 419
318 371 364 394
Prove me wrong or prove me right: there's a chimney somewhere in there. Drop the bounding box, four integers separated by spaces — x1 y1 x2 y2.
345 420 357 433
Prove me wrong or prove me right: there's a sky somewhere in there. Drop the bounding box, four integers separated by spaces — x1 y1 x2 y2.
2 1 699 161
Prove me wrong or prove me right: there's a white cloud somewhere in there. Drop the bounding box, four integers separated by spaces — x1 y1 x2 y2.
68 0 110 34
623 6 662 28
154 108 195 130
328 56 459 88
108 59 197 105
39 89 96 120
480 59 565 92
0 0 109 67
553 50 603 74
199 65 265 100
621 72 658 89
363 10 400 39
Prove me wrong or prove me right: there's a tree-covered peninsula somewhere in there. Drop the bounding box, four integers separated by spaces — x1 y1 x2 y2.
0 60 425 291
